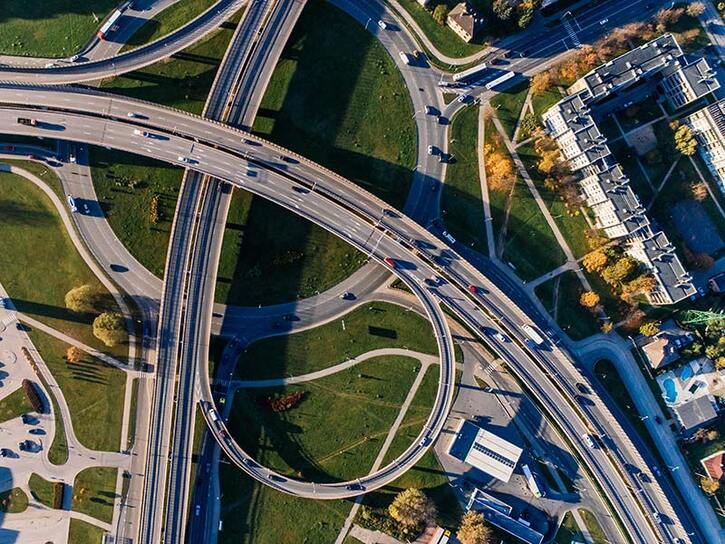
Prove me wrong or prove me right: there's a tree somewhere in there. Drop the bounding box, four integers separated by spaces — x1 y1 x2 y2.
93 312 127 347
484 145 515 192
457 511 493 544
66 346 82 363
674 124 698 156
531 72 553 96
518 6 534 29
583 250 609 273
700 477 720 495
65 284 100 314
687 2 706 17
621 275 657 298
706 429 720 442
716 356 725 370
432 4 449 26
493 0 514 20
580 291 601 309
388 488 436 529
639 321 660 337
601 257 637 286
690 182 708 202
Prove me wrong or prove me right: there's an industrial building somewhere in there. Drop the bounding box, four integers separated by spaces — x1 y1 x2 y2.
447 419 523 482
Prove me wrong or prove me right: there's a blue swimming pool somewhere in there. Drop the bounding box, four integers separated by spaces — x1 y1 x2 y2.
680 365 693 381
662 378 678 404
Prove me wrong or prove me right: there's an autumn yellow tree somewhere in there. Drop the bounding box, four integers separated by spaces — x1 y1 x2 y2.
388 488 436 530
701 477 720 495
580 291 601 309
485 145 515 192
66 346 82 363
458 511 493 544
531 72 553 95
583 250 609 273
639 321 660 337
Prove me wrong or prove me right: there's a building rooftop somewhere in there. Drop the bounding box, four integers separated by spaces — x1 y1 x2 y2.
634 229 696 303
580 34 682 100
447 420 523 482
447 2 482 41
467 489 544 544
673 395 718 432
701 450 725 481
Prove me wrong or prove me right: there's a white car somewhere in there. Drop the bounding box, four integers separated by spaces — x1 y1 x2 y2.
178 156 195 164
599 18 609 25
457 94 468 103
494 332 508 343
133 129 151 138
427 145 435 155
378 20 388 30
441 230 456 244
127 112 140 118
582 433 596 449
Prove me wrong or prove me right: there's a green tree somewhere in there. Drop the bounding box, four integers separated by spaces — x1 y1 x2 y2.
64 284 100 314
458 511 493 544
388 488 436 529
92 312 127 347
518 7 534 28
432 4 450 26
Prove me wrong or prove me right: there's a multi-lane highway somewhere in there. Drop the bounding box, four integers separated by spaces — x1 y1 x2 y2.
0 84 704 543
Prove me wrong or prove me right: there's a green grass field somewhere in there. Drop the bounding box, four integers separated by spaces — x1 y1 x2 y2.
517 143 593 259
440 105 488 254
29 329 126 452
491 81 530 140
214 188 367 306
0 488 28 513
28 473 57 508
0 1 117 57
218 357 428 543
554 511 584 544
72 467 118 523
230 356 423 481
102 10 242 115
578 509 608 543
120 0 217 52
0 172 126 360
89 148 183 279
532 88 563 120
360 365 462 525
535 271 599 340
500 176 566 281
252 0 415 208
68 518 106 544
235 302 438 380
0 386 33 423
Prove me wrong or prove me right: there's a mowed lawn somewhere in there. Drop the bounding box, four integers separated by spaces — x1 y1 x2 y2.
68 518 106 544
0 1 117 57
361 365 462 525
89 148 183 279
214 188 367 306
441 105 488 254
0 172 126 360
29 329 126 452
218 0 416 306
234 302 438 380
120 0 217 52
72 467 118 524
219 357 426 543
253 0 416 209
93 9 242 276
490 81 530 140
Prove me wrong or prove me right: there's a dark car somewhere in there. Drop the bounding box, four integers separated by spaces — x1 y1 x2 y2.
575 382 590 395
654 415 662 424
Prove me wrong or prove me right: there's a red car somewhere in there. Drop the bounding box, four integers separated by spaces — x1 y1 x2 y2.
383 257 396 268
468 284 478 294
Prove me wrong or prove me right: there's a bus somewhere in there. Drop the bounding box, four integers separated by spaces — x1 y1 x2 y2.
452 62 488 83
485 71 516 90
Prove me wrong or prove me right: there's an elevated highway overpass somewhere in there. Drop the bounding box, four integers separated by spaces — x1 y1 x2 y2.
0 84 702 544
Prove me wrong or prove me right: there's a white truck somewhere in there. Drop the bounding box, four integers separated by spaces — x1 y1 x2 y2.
521 324 545 348
399 51 414 65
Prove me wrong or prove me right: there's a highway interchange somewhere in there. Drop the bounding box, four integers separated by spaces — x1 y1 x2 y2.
0 0 718 543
